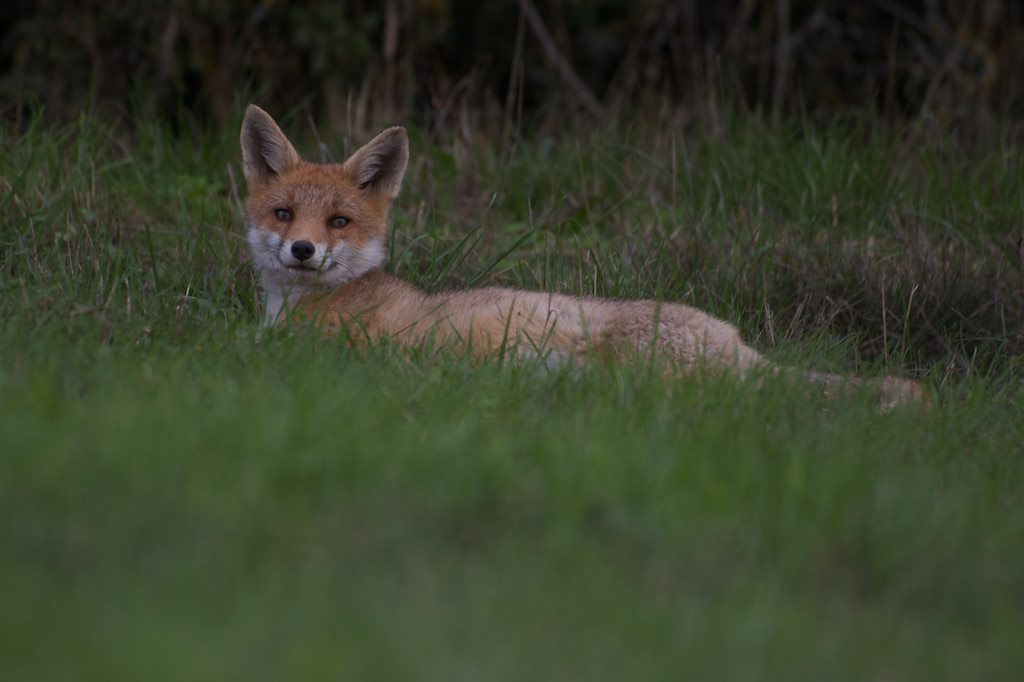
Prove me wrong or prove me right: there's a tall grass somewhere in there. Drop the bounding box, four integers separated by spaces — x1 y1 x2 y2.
3 108 1021 373
1 107 1023 679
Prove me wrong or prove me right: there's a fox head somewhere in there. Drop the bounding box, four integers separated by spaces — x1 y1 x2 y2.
240 105 409 292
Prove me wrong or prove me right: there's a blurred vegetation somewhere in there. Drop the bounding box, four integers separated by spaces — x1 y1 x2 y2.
3 10 1023 675
2 0 1023 142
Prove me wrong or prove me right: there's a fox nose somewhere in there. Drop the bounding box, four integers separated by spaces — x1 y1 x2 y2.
291 240 315 261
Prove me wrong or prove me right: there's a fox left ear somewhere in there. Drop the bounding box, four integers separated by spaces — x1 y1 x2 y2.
343 127 409 198
240 105 302 188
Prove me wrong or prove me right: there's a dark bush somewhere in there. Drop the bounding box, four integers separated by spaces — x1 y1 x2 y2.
2 0 1022 138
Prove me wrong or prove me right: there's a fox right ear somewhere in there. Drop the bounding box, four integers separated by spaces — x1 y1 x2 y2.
240 105 301 187
343 127 409 199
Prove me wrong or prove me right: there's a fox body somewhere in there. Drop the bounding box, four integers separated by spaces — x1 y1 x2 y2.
241 105 923 408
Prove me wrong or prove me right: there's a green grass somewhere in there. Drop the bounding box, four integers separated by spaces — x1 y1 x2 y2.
2 108 1023 680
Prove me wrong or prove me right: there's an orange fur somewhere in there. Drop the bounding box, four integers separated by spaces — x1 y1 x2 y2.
240 105 925 409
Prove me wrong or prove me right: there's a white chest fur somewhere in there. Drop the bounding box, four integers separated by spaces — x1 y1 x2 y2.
260 272 310 325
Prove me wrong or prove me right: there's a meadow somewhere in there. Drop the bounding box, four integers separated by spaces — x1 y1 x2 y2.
1 105 1023 680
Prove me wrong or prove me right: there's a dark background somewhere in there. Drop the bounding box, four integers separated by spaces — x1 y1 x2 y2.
2 0 1022 139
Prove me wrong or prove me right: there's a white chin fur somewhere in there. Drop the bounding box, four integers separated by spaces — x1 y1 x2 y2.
247 223 385 290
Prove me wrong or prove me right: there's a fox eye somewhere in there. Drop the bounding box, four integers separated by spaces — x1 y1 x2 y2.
274 208 293 221
329 216 350 229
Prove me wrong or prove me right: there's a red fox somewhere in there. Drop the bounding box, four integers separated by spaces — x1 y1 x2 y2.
241 105 925 409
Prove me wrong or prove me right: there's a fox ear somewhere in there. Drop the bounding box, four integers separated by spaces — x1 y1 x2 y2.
240 105 301 187
343 127 409 198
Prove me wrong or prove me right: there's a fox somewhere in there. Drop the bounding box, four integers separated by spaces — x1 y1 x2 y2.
241 104 925 409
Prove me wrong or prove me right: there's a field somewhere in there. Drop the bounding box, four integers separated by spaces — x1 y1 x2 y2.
2 107 1023 680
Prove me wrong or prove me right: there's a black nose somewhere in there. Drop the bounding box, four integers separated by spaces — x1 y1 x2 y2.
291 240 315 261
